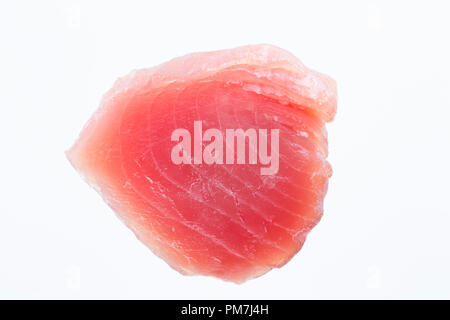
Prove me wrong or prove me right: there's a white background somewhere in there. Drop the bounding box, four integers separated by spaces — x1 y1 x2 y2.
1 0 449 299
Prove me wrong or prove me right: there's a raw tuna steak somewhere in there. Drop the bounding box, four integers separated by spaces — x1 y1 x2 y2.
67 44 337 283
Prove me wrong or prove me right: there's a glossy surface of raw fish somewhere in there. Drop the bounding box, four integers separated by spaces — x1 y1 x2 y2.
67 44 337 283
